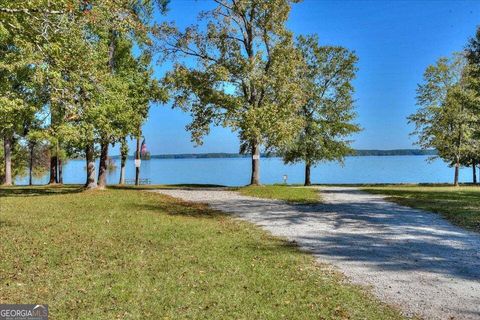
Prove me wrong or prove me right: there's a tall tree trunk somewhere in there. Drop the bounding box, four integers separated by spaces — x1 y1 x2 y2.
250 141 260 186
58 158 63 184
49 140 58 184
119 137 128 185
135 134 141 186
304 162 311 186
3 135 12 186
108 29 116 72
49 100 58 184
119 156 126 185
54 143 63 184
119 152 127 185
454 158 460 187
94 30 115 189
29 142 34 186
97 141 109 189
49 154 57 184
473 160 477 185
85 144 97 189
55 144 59 183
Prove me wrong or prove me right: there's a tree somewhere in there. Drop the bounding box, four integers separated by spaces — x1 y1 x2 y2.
0 115 49 186
119 137 128 185
116 52 167 186
1 0 95 187
409 54 478 186
94 36 166 188
465 26 480 184
281 35 360 186
38 4 107 188
1 1 78 185
158 0 306 185
1 1 168 189
0 17 40 185
465 26 480 84
89 0 168 189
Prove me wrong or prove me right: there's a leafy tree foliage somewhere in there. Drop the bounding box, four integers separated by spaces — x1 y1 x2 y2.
281 35 360 186
0 12 42 185
158 0 306 185
0 0 168 187
409 53 478 186
465 26 480 181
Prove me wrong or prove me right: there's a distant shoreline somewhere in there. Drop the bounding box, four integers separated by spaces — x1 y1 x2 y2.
108 149 437 160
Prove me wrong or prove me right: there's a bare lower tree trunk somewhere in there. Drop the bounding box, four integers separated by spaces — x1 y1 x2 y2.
454 158 460 187
85 144 97 189
97 141 108 189
55 144 59 183
119 152 127 185
135 134 141 186
3 135 12 186
473 160 477 185
49 154 57 184
29 142 34 186
58 158 63 184
304 162 311 186
250 141 260 186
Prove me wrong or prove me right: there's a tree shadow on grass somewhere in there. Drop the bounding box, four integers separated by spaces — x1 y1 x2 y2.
109 184 227 191
363 188 480 201
362 187 480 231
0 220 16 228
126 193 228 219
0 185 84 197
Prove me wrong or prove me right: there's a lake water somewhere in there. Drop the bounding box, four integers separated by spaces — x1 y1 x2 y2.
16 155 477 186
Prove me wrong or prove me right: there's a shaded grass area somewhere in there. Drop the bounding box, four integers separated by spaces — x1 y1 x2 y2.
109 183 226 190
362 185 480 232
238 185 321 204
0 184 84 197
0 186 401 319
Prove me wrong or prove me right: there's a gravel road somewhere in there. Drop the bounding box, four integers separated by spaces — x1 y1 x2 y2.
153 187 480 319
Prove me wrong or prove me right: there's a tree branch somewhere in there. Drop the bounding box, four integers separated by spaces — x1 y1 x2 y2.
0 7 65 15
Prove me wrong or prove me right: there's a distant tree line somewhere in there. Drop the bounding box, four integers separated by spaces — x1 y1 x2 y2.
352 149 437 156
410 28 480 186
109 149 437 160
1 0 360 187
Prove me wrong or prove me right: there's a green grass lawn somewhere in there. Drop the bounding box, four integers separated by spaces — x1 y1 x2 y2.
362 185 480 232
0 186 401 319
238 185 321 204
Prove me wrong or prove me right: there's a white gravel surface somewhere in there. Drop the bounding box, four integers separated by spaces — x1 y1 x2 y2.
153 186 480 320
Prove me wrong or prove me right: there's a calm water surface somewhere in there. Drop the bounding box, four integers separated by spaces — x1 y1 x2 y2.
17 155 476 186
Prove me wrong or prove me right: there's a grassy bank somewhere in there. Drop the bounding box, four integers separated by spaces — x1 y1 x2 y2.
362 185 480 232
0 186 400 319
238 185 321 204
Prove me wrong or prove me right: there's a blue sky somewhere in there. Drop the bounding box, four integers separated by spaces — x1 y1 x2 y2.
124 0 480 155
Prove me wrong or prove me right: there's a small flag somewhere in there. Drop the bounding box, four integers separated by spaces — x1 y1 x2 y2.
140 139 147 157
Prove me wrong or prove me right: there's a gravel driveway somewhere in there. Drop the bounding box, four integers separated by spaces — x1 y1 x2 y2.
153 187 480 320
